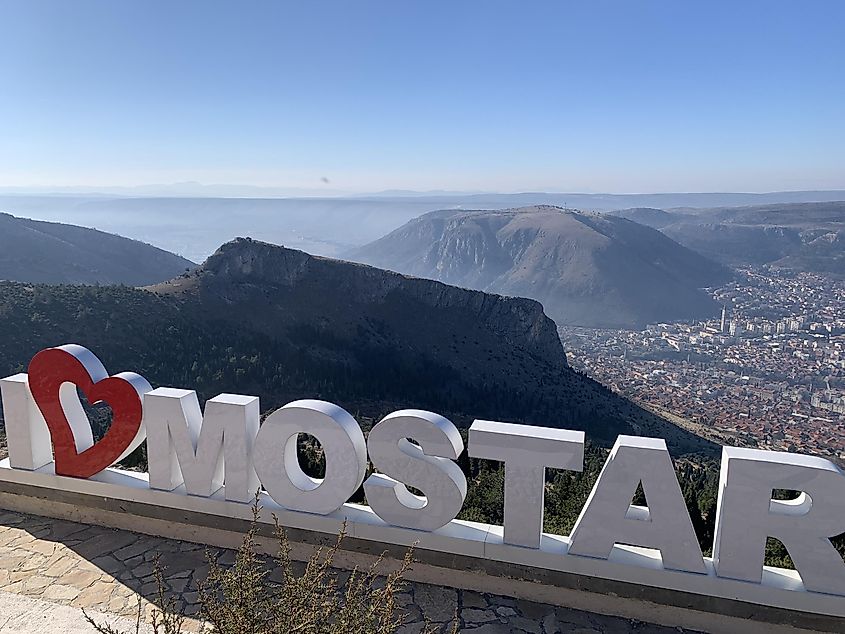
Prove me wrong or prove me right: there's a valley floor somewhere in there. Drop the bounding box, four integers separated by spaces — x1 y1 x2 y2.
562 266 845 463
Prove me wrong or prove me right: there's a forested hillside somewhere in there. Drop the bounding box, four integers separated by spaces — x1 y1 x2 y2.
0 240 714 453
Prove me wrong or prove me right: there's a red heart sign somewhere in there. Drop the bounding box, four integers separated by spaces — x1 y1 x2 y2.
28 345 152 478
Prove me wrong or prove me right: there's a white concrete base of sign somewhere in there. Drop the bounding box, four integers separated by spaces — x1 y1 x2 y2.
0 459 843 631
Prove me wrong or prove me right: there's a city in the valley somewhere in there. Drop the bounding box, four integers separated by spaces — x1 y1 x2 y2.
563 266 845 462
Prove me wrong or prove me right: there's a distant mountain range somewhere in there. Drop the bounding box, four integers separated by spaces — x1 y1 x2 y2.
611 201 845 275
346 206 732 329
0 238 713 454
0 212 194 285
1 190 844 262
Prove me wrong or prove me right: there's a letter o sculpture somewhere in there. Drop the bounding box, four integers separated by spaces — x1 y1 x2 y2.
253 399 367 514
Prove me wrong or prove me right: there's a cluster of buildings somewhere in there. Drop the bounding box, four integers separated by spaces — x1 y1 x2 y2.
562 267 845 462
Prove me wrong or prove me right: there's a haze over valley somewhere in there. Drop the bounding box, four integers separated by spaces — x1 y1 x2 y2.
2 189 843 263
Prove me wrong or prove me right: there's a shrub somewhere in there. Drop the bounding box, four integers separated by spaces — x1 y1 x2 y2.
86 500 454 634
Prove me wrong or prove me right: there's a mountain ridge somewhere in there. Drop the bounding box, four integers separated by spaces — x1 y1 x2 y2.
346 206 732 328
612 201 845 274
150 238 569 379
0 212 195 285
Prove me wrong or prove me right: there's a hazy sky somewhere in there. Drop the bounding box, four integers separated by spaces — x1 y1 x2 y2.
1 1 844 194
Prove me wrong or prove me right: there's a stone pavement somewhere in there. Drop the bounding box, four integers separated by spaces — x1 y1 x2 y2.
0 509 693 633
0 591 156 634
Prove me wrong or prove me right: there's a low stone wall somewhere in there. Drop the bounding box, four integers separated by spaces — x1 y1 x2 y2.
0 480 841 633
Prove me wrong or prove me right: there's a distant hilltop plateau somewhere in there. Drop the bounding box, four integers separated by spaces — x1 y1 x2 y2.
610 201 845 275
0 238 714 455
346 206 732 329
0 189 843 262
0 212 194 285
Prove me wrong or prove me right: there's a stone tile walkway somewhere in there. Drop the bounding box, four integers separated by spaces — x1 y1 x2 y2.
0 591 156 634
0 510 692 633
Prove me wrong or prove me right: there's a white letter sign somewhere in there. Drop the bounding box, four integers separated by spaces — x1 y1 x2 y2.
0 374 52 471
568 436 706 574
713 446 845 595
2 344 845 620
253 399 367 515
144 388 261 502
364 410 466 531
469 419 584 548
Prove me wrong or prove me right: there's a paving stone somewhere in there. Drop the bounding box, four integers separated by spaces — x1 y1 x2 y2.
178 541 205 552
461 590 489 608
62 568 103 588
495 605 517 618
107 593 130 613
517 599 553 620
132 561 157 579
28 526 54 539
183 602 202 617
43 521 89 541
462 607 498 624
0 530 23 548
463 623 511 633
91 553 125 573
114 538 156 561
169 576 191 592
414 584 458 623
9 570 31 584
17 553 50 572
509 615 543 633
42 583 82 601
542 612 560 634
73 581 119 609
0 512 26 525
22 538 58 556
0 554 27 569
74 531 137 560
215 549 237 566
22 574 55 592
140 580 160 596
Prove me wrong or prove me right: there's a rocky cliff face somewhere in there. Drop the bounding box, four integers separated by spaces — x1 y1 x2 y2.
153 238 568 386
346 206 732 328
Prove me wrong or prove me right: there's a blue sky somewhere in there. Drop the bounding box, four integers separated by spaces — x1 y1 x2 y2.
1 0 843 194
